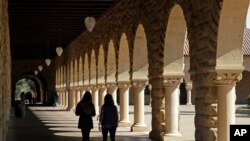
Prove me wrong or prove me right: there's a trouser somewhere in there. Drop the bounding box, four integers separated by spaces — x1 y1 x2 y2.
81 128 91 141
102 126 117 141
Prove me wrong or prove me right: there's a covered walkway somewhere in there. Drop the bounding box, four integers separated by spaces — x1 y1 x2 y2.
7 104 250 141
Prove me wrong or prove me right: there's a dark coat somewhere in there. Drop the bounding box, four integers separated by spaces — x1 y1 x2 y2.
99 105 118 128
75 102 96 130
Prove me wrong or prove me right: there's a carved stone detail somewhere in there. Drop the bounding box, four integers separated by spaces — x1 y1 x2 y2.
211 72 242 85
131 79 148 88
163 75 183 87
117 81 131 89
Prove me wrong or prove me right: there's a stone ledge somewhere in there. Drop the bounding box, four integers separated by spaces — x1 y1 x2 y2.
236 107 250 114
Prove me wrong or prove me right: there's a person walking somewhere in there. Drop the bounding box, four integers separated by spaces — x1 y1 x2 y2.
75 91 96 141
99 94 119 141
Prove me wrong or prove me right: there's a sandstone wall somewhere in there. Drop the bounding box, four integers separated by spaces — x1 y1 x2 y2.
0 0 11 141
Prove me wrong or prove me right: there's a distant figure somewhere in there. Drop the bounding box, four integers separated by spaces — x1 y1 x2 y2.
31 90 36 104
99 94 119 141
15 92 26 117
53 92 59 107
75 91 96 141
26 92 32 104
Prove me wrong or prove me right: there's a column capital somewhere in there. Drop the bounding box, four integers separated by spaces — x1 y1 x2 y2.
185 82 192 90
163 75 183 87
90 85 98 91
98 84 107 89
131 79 148 88
117 81 131 89
106 82 117 88
211 72 242 85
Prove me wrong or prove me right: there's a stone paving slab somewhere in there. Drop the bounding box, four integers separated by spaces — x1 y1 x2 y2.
6 104 250 141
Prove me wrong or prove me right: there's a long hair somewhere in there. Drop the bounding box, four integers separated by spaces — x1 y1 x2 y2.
81 91 92 103
81 91 92 114
103 94 114 107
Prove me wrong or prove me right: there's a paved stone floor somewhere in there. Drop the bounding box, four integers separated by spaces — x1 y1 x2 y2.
6 104 250 141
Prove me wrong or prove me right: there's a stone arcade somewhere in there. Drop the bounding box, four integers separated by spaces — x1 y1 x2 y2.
1 0 250 141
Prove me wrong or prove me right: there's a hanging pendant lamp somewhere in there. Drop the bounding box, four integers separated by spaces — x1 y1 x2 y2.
85 16 96 32
56 47 63 56
38 65 43 71
34 70 38 75
45 59 51 66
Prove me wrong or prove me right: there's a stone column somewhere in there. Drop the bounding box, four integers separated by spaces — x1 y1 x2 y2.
107 83 118 105
185 82 192 106
98 84 107 110
162 76 182 140
80 87 85 99
118 82 131 127
214 72 242 141
76 87 81 103
131 80 148 132
91 86 99 117
65 90 69 109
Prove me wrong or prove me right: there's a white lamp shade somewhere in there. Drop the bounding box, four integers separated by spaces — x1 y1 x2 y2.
45 59 51 66
34 70 38 75
38 65 43 71
56 47 63 56
84 16 96 32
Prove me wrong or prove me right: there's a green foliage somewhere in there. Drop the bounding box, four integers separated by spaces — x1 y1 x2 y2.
15 78 36 100
247 94 250 106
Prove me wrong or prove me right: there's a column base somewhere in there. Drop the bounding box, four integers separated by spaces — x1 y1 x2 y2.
186 103 192 106
162 133 182 141
131 124 148 132
118 120 131 127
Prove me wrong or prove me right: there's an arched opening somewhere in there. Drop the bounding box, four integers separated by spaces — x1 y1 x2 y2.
90 50 97 85
106 40 116 83
98 45 105 84
84 53 90 86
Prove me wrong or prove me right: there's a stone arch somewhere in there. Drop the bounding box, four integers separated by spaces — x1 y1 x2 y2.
163 5 186 76
70 60 74 87
90 49 97 85
63 65 67 87
79 56 83 86
216 0 247 69
98 45 105 84
74 58 78 86
106 40 116 83
118 33 130 82
215 1 249 140
132 24 148 80
14 74 44 104
84 52 90 86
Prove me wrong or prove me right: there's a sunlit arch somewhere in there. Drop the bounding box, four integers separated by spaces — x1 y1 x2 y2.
97 45 105 84
118 33 130 82
90 49 97 85
132 24 148 80
164 5 186 76
106 40 116 83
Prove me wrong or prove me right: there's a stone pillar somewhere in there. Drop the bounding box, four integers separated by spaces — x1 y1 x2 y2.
107 83 118 105
149 77 165 141
162 76 182 140
98 84 107 109
91 86 99 117
68 88 75 110
118 82 131 127
76 87 81 103
65 90 69 109
185 82 192 106
80 87 85 100
131 80 148 132
214 72 242 141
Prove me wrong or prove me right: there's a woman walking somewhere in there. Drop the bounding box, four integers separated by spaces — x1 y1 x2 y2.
75 91 96 141
99 94 119 141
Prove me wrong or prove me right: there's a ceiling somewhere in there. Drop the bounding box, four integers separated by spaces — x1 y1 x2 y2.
8 0 115 59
